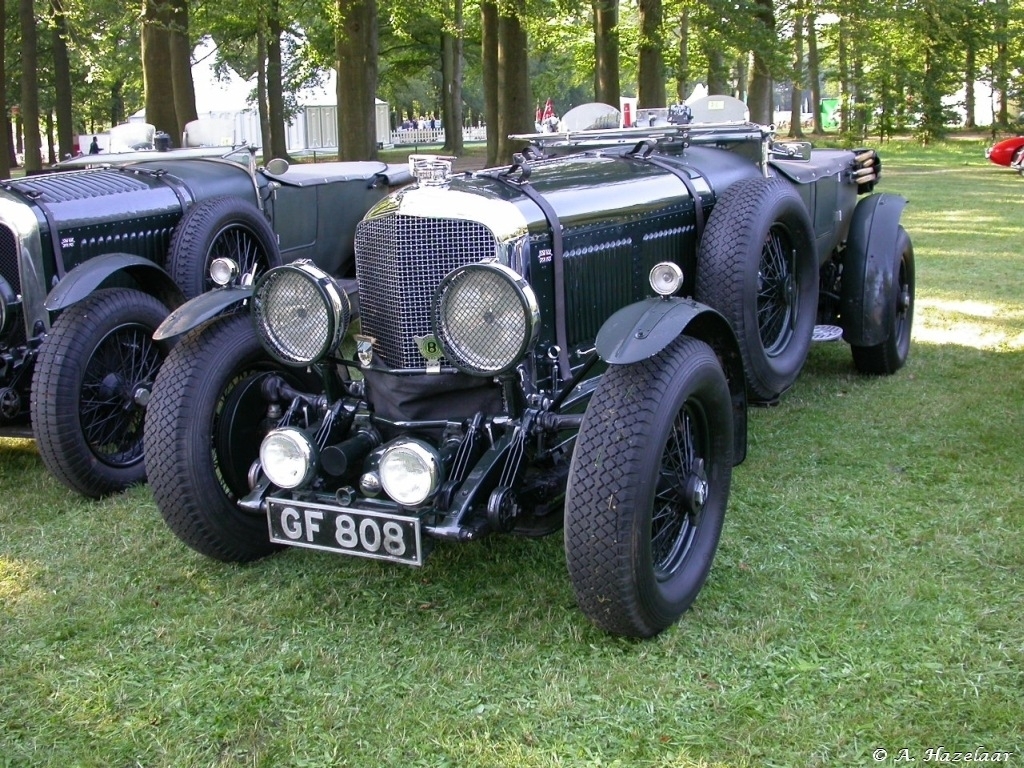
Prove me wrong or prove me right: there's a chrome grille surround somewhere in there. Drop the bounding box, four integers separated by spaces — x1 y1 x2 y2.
354 189 530 370
0 192 47 345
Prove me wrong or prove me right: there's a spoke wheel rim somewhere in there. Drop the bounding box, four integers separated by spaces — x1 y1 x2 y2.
80 323 163 467
652 399 710 580
757 225 797 356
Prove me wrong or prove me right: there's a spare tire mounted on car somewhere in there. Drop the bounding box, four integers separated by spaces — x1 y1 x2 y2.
695 176 817 402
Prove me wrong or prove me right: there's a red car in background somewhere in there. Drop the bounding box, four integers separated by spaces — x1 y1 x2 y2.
986 136 1024 174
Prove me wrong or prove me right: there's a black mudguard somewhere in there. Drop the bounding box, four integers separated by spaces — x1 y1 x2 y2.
840 194 908 346
45 253 184 312
595 296 748 464
153 286 253 341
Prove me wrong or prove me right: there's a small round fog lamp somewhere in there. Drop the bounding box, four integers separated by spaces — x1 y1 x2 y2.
649 262 684 296
378 439 442 506
210 257 239 286
260 427 317 489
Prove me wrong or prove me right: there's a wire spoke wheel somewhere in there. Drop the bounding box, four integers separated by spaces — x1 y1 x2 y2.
565 335 733 638
756 226 797 357
80 322 163 467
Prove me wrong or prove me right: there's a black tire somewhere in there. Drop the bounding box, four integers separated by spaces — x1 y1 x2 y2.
696 176 818 401
564 335 733 638
144 312 314 562
167 196 281 300
31 288 169 498
851 226 915 374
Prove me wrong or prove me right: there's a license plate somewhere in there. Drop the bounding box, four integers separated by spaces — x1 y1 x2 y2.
267 498 423 566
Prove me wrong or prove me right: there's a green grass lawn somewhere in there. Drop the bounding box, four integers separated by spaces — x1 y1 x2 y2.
2 140 1022 767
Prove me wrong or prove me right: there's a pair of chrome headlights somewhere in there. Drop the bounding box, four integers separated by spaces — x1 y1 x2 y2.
250 258 541 377
260 429 443 507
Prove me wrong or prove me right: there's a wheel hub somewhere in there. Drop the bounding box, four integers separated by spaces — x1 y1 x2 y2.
683 458 708 518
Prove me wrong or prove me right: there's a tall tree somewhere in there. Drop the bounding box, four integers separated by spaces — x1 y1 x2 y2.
168 0 197 144
440 0 465 155
142 0 178 137
481 0 499 165
336 0 379 160
788 2 805 138
675 5 690 103
20 0 42 172
806 8 823 133
592 0 619 107
50 0 74 160
0 0 9 178
267 0 289 160
496 0 532 161
746 0 775 124
637 0 665 108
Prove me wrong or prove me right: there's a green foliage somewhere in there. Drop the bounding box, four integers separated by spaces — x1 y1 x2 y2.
1 142 1023 766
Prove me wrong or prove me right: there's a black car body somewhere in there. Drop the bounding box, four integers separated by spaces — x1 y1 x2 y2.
0 147 407 496
145 97 915 637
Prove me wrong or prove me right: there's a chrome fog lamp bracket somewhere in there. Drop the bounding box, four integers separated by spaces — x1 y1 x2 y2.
252 260 351 366
209 257 239 286
260 427 318 490
431 262 540 376
378 439 443 507
649 262 684 296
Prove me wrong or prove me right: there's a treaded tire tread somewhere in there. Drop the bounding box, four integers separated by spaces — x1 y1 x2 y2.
144 313 280 562
695 176 817 401
564 335 733 638
31 288 168 498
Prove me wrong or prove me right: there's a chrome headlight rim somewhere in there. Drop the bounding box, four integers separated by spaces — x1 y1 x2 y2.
431 262 540 377
252 260 351 366
378 438 443 507
259 427 318 490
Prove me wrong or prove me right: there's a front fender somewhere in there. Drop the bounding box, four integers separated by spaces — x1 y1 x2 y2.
45 253 184 312
153 286 253 341
840 193 908 346
595 296 748 464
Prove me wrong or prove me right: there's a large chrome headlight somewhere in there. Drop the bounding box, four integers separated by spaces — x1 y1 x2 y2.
378 439 443 506
253 261 351 366
260 427 318 489
431 263 539 376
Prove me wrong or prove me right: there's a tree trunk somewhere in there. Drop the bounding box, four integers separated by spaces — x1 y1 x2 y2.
441 0 464 155
481 0 499 165
994 0 1008 126
964 46 976 131
168 0 197 146
837 15 850 134
267 1 290 161
0 0 9 179
19 0 41 172
675 7 689 103
788 6 805 138
746 0 775 125
807 10 823 134
256 27 272 163
496 0 532 162
336 0 379 161
50 0 74 160
706 46 728 96
637 0 664 108
142 0 178 137
592 0 619 108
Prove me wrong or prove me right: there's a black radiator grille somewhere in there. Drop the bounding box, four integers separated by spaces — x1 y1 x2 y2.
355 214 498 369
0 224 25 347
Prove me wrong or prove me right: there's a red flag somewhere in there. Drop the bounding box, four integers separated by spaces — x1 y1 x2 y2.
542 98 555 122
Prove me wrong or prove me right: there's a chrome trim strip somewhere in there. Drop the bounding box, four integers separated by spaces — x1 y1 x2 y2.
0 191 49 336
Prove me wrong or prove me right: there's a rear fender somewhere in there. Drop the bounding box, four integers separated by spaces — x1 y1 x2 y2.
153 286 253 341
596 297 747 464
45 253 184 312
840 194 908 346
